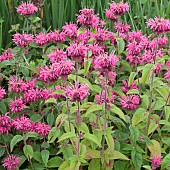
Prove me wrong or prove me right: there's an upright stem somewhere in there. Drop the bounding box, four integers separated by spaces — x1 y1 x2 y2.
77 101 81 158
66 97 71 132
76 61 79 83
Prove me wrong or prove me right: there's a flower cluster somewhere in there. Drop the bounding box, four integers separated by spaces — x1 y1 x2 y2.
10 97 26 113
2 155 20 170
0 87 6 100
106 1 129 21
151 155 162 170
0 48 14 62
17 2 38 16
0 113 12 134
65 83 90 102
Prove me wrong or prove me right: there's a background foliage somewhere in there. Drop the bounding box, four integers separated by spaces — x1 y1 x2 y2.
0 0 170 51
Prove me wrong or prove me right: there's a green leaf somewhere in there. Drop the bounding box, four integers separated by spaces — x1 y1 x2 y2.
148 120 159 135
142 165 151 170
105 134 114 151
80 144 86 156
88 159 101 170
132 108 148 126
92 85 102 93
45 98 57 104
0 102 6 113
165 106 170 121
84 133 101 147
147 140 161 156
30 114 42 122
41 150 49 167
23 145 33 159
48 127 60 143
161 153 170 169
47 156 63 168
128 72 136 86
84 104 102 117
116 38 125 55
0 60 13 68
109 150 129 160
47 113 54 126
131 151 143 170
10 135 23 152
141 64 153 84
110 104 126 122
26 132 40 139
155 87 168 100
33 151 42 163
141 95 149 109
129 125 139 143
127 89 139 95
18 156 27 168
79 122 89 133
84 58 92 76
58 161 70 170
85 150 101 159
0 148 5 157
58 132 76 142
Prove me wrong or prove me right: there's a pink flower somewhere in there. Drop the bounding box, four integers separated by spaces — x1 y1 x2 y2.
114 22 130 33
151 155 162 170
119 95 140 110
9 76 26 93
35 32 50 46
2 155 20 170
0 87 6 100
121 80 138 93
166 60 170 67
93 53 119 72
62 23 78 39
149 36 168 50
106 9 117 21
67 43 87 61
155 63 163 74
147 17 170 33
10 97 26 113
164 70 170 81
95 91 115 105
48 48 67 63
40 89 56 100
0 48 14 62
88 44 104 56
65 83 90 102
77 30 95 44
48 30 66 43
13 115 33 132
52 60 74 79
17 2 38 16
13 33 34 47
77 8 99 28
0 113 12 134
34 122 51 137
38 65 59 83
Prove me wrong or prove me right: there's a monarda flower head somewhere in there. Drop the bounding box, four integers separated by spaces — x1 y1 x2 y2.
77 8 99 28
121 80 138 93
62 22 78 39
0 87 6 100
88 44 104 56
17 2 38 16
151 155 162 170
93 53 119 72
48 48 67 63
2 155 20 170
106 1 129 21
13 115 33 132
33 122 51 137
147 17 170 34
10 97 26 113
13 33 34 47
35 32 50 46
67 43 87 61
0 113 12 134
65 83 90 102
48 30 66 43
119 94 140 110
164 70 170 81
0 48 14 62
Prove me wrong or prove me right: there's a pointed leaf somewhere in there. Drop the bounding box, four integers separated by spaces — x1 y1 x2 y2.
10 135 23 152
84 133 101 147
58 132 76 142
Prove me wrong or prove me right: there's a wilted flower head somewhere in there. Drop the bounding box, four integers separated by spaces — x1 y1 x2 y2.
67 43 87 61
0 48 14 62
0 113 12 134
77 8 99 28
13 33 34 47
0 87 6 100
48 48 67 63
65 83 90 102
147 17 170 34
10 97 26 113
17 2 38 16
62 22 78 39
119 94 140 110
2 155 20 170
93 53 119 72
151 155 162 170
